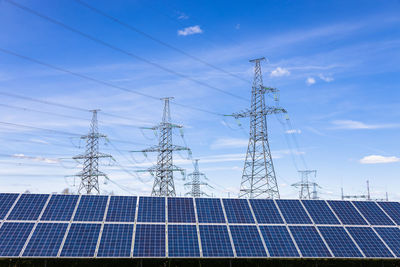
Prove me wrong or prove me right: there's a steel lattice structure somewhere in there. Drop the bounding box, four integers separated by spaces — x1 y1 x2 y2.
292 170 319 200
185 159 210 197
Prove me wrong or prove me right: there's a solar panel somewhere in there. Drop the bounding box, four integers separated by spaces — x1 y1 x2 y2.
97 224 133 257
289 226 332 257
327 201 367 225
229 225 267 257
249 199 283 224
352 201 394 225
60 223 101 257
222 199 254 224
318 226 363 257
0 193 18 220
41 195 79 221
302 200 340 225
73 195 108 222
137 197 165 223
346 227 393 258
168 225 200 257
7 194 49 221
23 223 68 257
199 225 234 257
276 200 312 224
168 198 196 223
133 224 165 257
0 222 34 256
259 226 299 257
373 227 400 257
377 202 400 225
105 196 137 222
195 198 226 223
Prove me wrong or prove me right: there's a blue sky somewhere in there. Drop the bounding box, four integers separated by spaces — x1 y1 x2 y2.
0 0 399 199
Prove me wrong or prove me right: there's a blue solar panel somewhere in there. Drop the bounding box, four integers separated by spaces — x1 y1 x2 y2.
60 223 101 257
377 202 400 225
249 199 283 224
168 198 196 223
0 222 34 256
276 200 312 224
23 223 68 256
199 225 234 257
41 195 79 221
133 224 165 257
230 225 267 257
137 197 165 223
97 224 133 257
222 199 254 224
105 196 137 222
289 226 332 257
168 225 200 257
318 226 363 257
0 193 18 220
7 194 49 221
352 201 394 225
373 227 400 257
327 201 367 225
302 200 340 225
347 227 393 258
259 226 299 257
195 198 226 223
73 195 108 222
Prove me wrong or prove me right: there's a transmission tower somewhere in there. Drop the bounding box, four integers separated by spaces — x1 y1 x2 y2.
291 170 319 200
73 110 112 195
133 98 190 197
185 159 211 197
230 57 286 199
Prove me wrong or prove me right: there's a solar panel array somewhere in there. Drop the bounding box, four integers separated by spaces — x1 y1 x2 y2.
1 193 400 259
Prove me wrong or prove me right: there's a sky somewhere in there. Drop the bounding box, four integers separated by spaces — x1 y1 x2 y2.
0 0 399 199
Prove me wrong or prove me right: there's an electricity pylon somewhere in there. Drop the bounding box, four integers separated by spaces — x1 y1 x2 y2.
291 170 319 200
73 110 112 195
185 159 211 197
230 57 286 199
133 98 190 197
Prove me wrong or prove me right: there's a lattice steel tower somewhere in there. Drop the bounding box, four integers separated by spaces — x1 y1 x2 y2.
185 159 210 197
73 110 112 194
291 170 319 200
231 57 286 199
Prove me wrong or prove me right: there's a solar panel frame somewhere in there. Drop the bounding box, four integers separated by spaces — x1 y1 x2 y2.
105 196 137 222
41 195 79 222
276 200 312 224
167 198 196 223
318 226 363 258
168 224 200 257
259 225 300 257
133 224 165 257
195 198 226 223
327 200 368 225
373 227 400 257
0 222 35 257
302 200 340 225
352 201 395 226
97 224 134 258
289 226 332 258
137 197 165 223
249 199 284 224
229 225 267 257
199 225 234 257
7 194 49 221
377 202 400 225
222 199 255 224
0 193 19 220
73 195 108 222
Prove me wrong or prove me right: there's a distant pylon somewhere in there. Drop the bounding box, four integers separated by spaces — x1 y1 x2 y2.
185 159 211 197
292 170 319 200
73 110 112 195
230 57 286 199
133 98 190 197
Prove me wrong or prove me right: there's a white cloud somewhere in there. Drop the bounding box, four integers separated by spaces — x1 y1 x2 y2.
332 120 400 130
211 138 248 149
177 25 203 36
270 67 290 77
360 155 400 164
285 129 301 134
306 77 316 85
177 12 189 20
12 153 60 164
319 74 334 82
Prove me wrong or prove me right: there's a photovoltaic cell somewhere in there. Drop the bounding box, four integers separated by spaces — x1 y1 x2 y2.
249 199 283 224
289 226 331 257
352 201 394 225
347 227 393 258
222 199 254 224
377 202 400 225
168 225 200 257
318 226 363 257
195 198 225 223
276 200 312 224
97 224 133 257
302 200 340 225
0 222 34 256
7 194 49 221
168 198 195 223
199 225 234 257
23 223 68 257
259 226 299 257
73 195 108 222
137 197 165 223
41 195 79 221
0 193 18 220
105 196 137 222
230 225 267 257
133 224 165 257
60 223 101 257
373 227 400 257
327 201 367 225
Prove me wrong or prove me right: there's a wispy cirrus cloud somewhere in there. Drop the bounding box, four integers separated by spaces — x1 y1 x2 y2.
360 155 400 164
331 120 400 130
178 25 203 36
